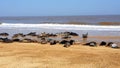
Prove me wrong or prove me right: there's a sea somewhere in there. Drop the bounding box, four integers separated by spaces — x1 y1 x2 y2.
0 15 120 42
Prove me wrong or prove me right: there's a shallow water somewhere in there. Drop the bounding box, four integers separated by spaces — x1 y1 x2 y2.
0 24 120 36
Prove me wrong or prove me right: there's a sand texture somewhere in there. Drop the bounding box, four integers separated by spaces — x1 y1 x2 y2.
0 42 120 68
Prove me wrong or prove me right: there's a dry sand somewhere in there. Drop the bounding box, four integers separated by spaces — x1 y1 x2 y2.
0 42 120 68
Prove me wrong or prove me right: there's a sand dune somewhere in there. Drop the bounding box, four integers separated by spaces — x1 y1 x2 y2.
0 42 120 68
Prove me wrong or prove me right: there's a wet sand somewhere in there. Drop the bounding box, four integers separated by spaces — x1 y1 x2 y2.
87 36 120 43
0 42 120 68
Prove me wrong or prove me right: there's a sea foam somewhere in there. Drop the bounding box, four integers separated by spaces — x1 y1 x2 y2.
0 23 120 31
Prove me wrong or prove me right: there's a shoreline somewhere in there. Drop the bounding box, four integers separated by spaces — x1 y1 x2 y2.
0 31 120 44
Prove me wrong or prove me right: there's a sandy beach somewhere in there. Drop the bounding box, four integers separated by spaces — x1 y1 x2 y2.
0 42 120 68
0 0 120 68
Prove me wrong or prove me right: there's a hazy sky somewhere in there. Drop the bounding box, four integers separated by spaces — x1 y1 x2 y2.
0 0 120 16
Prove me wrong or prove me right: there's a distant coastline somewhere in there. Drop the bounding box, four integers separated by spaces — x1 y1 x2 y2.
66 22 120 25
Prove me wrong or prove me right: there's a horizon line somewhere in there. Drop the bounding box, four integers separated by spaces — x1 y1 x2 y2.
0 14 120 17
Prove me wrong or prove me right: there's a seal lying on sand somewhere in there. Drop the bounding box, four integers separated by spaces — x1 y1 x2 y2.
50 40 57 45
84 41 97 47
106 42 119 48
100 41 107 46
40 37 47 44
12 33 25 42
60 40 75 48
0 38 12 43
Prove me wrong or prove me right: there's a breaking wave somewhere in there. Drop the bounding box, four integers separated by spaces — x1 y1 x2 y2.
0 23 120 31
